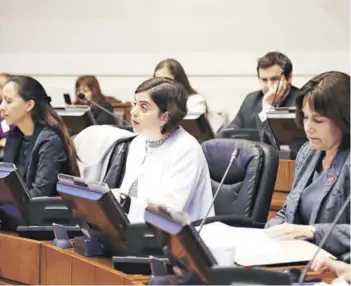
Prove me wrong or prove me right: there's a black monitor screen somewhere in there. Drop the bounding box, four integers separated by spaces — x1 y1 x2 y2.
56 174 130 255
144 204 217 284
181 113 214 143
267 108 307 147
0 163 30 228
54 106 96 135
217 128 260 142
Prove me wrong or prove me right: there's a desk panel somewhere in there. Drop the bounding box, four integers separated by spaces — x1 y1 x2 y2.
0 233 333 285
0 232 40 284
40 242 148 285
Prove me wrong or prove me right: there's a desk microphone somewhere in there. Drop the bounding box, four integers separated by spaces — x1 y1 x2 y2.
77 93 131 126
298 193 351 283
260 61 292 144
198 148 240 233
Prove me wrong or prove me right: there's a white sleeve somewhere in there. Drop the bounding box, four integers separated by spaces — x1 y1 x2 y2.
128 147 203 222
258 103 272 122
187 94 207 114
151 147 202 210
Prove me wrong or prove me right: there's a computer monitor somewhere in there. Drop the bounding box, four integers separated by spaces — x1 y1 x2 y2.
56 174 130 256
217 128 260 142
144 204 292 285
0 163 30 229
144 204 217 284
54 106 96 135
181 113 214 143
266 107 307 149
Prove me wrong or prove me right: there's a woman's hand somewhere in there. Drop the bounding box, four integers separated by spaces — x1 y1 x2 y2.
265 223 315 240
312 256 350 282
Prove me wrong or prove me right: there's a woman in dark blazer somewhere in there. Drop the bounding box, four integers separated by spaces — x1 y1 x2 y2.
265 71 350 257
0 76 80 197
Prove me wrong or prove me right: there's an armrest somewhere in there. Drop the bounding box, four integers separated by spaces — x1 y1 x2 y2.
192 215 265 228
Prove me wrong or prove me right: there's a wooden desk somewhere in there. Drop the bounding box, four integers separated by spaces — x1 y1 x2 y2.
0 233 147 285
40 242 148 285
0 232 41 284
0 233 334 285
268 159 296 220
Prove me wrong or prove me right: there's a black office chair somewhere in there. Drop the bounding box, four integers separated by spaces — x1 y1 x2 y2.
194 138 279 228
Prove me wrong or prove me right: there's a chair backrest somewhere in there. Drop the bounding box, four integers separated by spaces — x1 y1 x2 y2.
201 138 279 224
74 125 135 183
103 138 134 189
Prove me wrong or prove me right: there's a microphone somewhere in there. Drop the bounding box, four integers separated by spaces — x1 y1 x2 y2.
77 93 131 126
259 61 291 144
298 193 351 283
198 148 240 233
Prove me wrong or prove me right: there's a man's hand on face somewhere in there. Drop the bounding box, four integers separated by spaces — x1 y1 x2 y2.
263 76 289 108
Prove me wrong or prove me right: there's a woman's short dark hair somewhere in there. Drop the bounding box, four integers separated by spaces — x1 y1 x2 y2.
153 59 197 96
296 71 350 150
7 76 80 176
135 77 188 134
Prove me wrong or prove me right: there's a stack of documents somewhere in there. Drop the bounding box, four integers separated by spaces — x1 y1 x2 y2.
197 222 334 267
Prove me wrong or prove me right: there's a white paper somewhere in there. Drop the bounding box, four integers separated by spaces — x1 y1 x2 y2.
197 222 279 263
196 222 334 266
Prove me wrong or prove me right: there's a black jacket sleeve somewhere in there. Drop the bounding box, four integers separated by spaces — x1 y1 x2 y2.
227 97 248 129
29 132 67 197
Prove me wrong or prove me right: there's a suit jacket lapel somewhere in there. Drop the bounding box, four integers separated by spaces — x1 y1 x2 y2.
309 149 349 224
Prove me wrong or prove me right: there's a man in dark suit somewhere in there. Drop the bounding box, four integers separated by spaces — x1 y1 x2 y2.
226 52 299 143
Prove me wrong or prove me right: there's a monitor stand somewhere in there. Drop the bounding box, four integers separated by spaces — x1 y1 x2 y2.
73 222 105 257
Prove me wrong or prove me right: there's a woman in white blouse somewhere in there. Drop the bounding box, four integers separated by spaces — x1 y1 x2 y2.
114 77 214 223
154 58 207 115
154 59 224 131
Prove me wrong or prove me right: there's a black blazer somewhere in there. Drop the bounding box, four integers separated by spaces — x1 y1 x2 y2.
266 142 350 257
225 86 299 145
3 125 72 198
91 102 116 125
228 86 299 130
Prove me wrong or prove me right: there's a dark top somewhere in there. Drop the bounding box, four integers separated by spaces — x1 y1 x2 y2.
298 167 326 225
91 102 116 125
3 125 73 198
228 86 299 129
225 86 299 143
15 134 36 178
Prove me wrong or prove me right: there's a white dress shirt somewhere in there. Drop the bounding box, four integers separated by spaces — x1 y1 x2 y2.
119 127 214 223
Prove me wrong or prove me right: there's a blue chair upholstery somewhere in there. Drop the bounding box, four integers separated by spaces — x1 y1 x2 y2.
196 138 279 228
